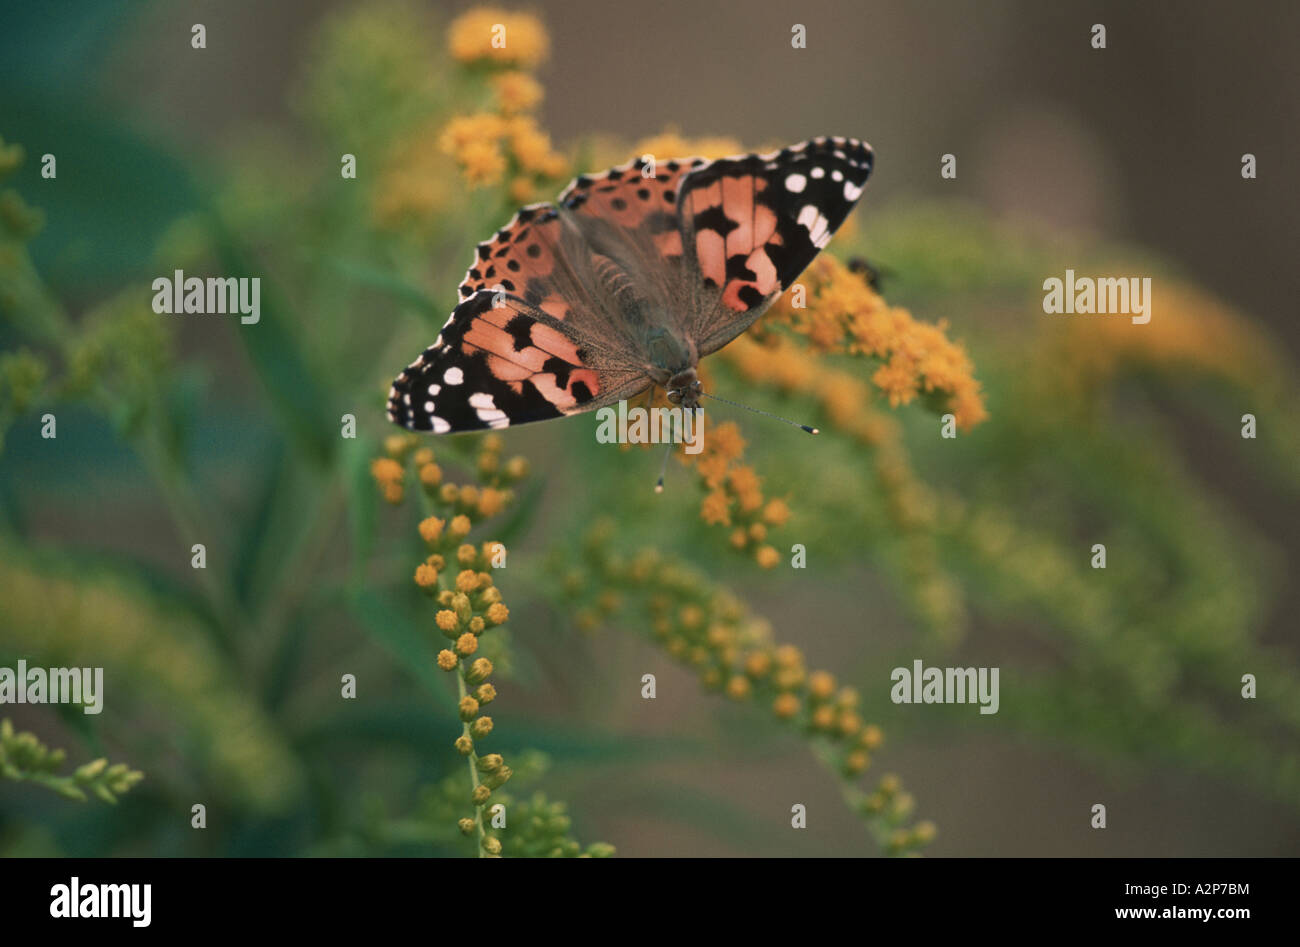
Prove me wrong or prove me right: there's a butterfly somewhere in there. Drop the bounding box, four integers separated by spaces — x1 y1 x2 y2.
387 136 873 433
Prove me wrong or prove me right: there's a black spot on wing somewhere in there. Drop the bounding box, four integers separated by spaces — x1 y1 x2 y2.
505 314 533 351
765 214 819 287
541 356 572 389
725 254 757 282
737 285 766 309
693 204 738 238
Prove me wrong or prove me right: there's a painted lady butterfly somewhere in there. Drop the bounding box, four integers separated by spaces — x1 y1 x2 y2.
387 136 873 433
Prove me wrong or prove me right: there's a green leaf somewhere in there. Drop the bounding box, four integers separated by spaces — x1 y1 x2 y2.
208 219 336 464
346 587 455 711
231 440 288 608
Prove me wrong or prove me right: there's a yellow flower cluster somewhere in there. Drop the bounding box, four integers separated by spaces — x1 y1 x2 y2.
558 521 935 854
439 112 567 196
1051 279 1280 402
437 9 565 200
371 432 528 856
448 8 549 68
370 433 524 512
1042 278 1299 509
762 255 988 431
720 339 966 638
679 420 789 568
376 8 562 221
491 71 544 114
424 537 510 675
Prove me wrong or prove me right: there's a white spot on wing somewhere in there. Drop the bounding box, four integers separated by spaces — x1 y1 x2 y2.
844 181 863 201
784 173 807 193
797 205 832 248
469 392 508 425
444 367 464 385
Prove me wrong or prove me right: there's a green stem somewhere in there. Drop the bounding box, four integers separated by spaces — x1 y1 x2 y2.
456 668 489 856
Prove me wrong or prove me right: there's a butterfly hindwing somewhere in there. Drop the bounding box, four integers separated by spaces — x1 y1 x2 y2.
458 194 668 369
554 154 701 270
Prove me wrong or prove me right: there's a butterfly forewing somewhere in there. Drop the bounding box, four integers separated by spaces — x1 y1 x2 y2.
678 136 873 355
387 289 645 432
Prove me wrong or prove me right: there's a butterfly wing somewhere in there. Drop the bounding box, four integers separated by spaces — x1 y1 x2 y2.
387 288 647 432
387 203 647 433
677 136 873 355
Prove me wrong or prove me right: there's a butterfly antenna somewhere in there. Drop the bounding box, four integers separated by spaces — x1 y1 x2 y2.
654 439 675 494
700 391 819 434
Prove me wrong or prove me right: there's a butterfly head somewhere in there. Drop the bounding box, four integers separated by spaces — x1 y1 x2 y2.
665 369 702 411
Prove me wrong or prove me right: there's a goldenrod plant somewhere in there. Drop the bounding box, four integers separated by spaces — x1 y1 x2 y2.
0 3 1297 858
1 719 142 805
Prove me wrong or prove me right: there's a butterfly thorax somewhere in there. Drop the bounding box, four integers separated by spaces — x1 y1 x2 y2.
646 326 700 407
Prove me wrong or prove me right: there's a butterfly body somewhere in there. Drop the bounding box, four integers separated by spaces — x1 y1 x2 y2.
388 136 873 433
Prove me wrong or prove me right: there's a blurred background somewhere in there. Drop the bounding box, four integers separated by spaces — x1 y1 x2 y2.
1 0 1298 856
